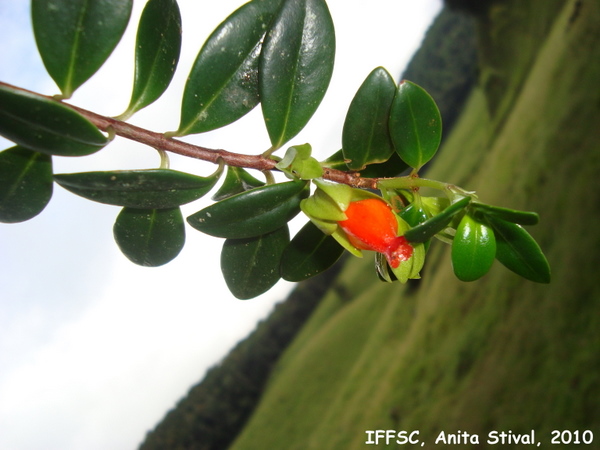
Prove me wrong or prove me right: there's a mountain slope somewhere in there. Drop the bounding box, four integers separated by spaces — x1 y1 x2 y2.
229 1 600 448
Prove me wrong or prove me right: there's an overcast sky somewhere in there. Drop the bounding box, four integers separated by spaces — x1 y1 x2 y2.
0 1 443 448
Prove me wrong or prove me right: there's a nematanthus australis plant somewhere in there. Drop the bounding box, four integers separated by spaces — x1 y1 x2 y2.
0 0 550 299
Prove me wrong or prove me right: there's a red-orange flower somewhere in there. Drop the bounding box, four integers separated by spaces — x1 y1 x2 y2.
338 198 413 268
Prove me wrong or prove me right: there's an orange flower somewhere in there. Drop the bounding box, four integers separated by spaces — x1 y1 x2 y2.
338 198 413 268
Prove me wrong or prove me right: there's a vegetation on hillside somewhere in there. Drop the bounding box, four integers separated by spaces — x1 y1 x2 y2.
228 0 600 448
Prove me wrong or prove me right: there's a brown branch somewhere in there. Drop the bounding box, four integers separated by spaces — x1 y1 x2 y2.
2 81 379 189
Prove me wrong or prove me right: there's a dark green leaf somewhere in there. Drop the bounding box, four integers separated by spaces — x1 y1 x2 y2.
404 196 471 243
390 80 442 170
451 214 496 282
0 146 53 223
54 168 221 208
212 166 265 201
342 67 396 170
260 0 335 149
176 0 282 135
114 207 185 267
32 0 133 98
188 180 309 239
486 215 550 283
472 202 539 225
221 226 289 299
0 84 108 156
280 220 344 281
120 0 181 118
358 152 409 178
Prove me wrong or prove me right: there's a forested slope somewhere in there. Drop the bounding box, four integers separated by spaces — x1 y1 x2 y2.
229 1 600 448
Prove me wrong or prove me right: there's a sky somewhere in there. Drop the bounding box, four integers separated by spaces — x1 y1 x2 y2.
0 1 443 449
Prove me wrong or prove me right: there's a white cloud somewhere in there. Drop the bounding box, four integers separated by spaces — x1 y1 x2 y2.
0 0 442 448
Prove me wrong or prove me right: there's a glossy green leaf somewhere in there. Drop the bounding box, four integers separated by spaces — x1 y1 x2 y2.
404 196 471 243
54 168 221 208
176 0 282 135
0 84 108 156
451 214 496 282
114 207 185 267
472 202 539 225
120 0 181 119
212 166 265 201
32 0 133 98
221 226 289 299
0 146 53 223
260 0 335 149
486 215 550 283
280 220 344 281
342 67 396 170
390 80 442 170
275 144 323 180
188 180 309 239
359 152 410 178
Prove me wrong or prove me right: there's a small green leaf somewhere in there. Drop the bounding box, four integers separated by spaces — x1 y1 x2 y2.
390 80 442 170
188 180 309 239
404 196 471 243
280 220 344 281
212 166 265 201
276 144 323 180
451 214 496 282
221 226 290 299
486 215 550 283
0 146 53 223
120 0 182 118
54 168 221 208
114 207 185 267
472 202 539 225
0 84 108 156
342 67 396 170
176 0 282 135
260 0 335 149
32 0 133 98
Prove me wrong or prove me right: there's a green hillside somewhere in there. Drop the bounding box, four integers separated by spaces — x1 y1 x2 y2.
229 1 600 449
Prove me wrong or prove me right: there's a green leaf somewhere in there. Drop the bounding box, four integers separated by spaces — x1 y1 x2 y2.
389 80 442 170
486 215 550 283
342 67 396 170
120 0 181 119
280 220 344 281
176 0 282 135
0 84 108 156
451 214 496 282
221 226 289 299
54 168 221 208
358 152 410 178
404 196 471 243
31 0 133 98
212 166 265 201
188 180 309 239
472 202 539 225
114 207 185 267
0 146 53 223
260 0 335 149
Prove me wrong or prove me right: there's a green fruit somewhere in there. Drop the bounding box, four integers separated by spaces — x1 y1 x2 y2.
451 214 496 282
